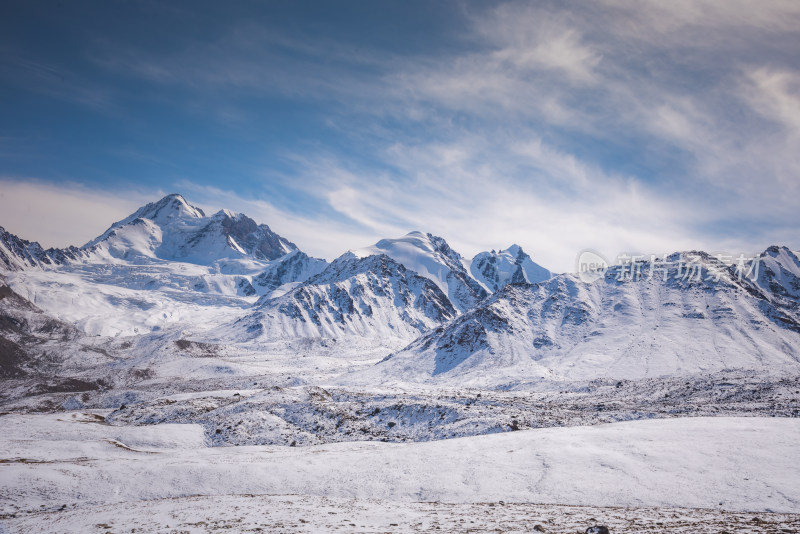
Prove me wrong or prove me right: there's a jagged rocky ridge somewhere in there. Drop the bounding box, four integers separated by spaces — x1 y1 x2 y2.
0 194 329 303
231 252 458 340
0 225 89 271
250 250 328 294
2 193 306 270
755 246 800 313
227 232 555 342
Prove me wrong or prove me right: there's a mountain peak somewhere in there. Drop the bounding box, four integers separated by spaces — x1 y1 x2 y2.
367 231 439 255
470 245 552 293
359 231 463 262
0 225 88 270
214 208 241 220
352 231 486 312
503 244 524 257
763 245 797 259
82 194 298 266
136 193 205 222
241 249 457 341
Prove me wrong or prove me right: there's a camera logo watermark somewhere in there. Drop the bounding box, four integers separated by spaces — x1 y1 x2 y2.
576 249 609 283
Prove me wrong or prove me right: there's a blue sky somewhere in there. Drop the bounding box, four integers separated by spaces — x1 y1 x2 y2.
1 0 799 271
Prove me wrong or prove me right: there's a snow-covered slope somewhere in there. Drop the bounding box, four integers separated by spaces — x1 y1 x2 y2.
0 274 82 377
227 252 458 341
4 266 258 337
3 414 800 514
470 244 552 292
754 245 800 311
366 250 800 387
354 231 487 312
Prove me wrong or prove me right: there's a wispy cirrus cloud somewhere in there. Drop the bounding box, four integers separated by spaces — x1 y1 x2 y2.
269 133 729 269
2 1 799 270
743 67 800 137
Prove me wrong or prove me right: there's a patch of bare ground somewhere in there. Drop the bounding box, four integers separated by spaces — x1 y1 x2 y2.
3 495 800 533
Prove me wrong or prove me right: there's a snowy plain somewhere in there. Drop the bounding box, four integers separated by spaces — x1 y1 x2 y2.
2 412 800 533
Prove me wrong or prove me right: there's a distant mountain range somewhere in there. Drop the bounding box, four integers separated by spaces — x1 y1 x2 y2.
364 250 800 387
1 193 799 386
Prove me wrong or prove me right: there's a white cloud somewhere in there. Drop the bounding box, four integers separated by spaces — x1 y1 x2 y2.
597 0 800 37
4 1 799 271
478 6 601 83
371 2 800 259
273 135 736 272
0 178 158 248
742 68 800 137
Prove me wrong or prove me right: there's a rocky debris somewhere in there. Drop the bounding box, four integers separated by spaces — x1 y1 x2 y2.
99 370 800 447
4 495 800 533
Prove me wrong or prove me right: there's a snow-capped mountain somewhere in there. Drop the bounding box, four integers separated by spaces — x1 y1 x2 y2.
0 194 332 336
3 196 800 532
227 232 510 342
85 194 298 268
3 194 800 388
0 225 89 271
364 249 800 387
470 244 552 292
353 231 488 312
229 252 457 341
1 193 320 278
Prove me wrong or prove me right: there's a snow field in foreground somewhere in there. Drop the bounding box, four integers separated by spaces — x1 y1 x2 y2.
1 413 798 517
